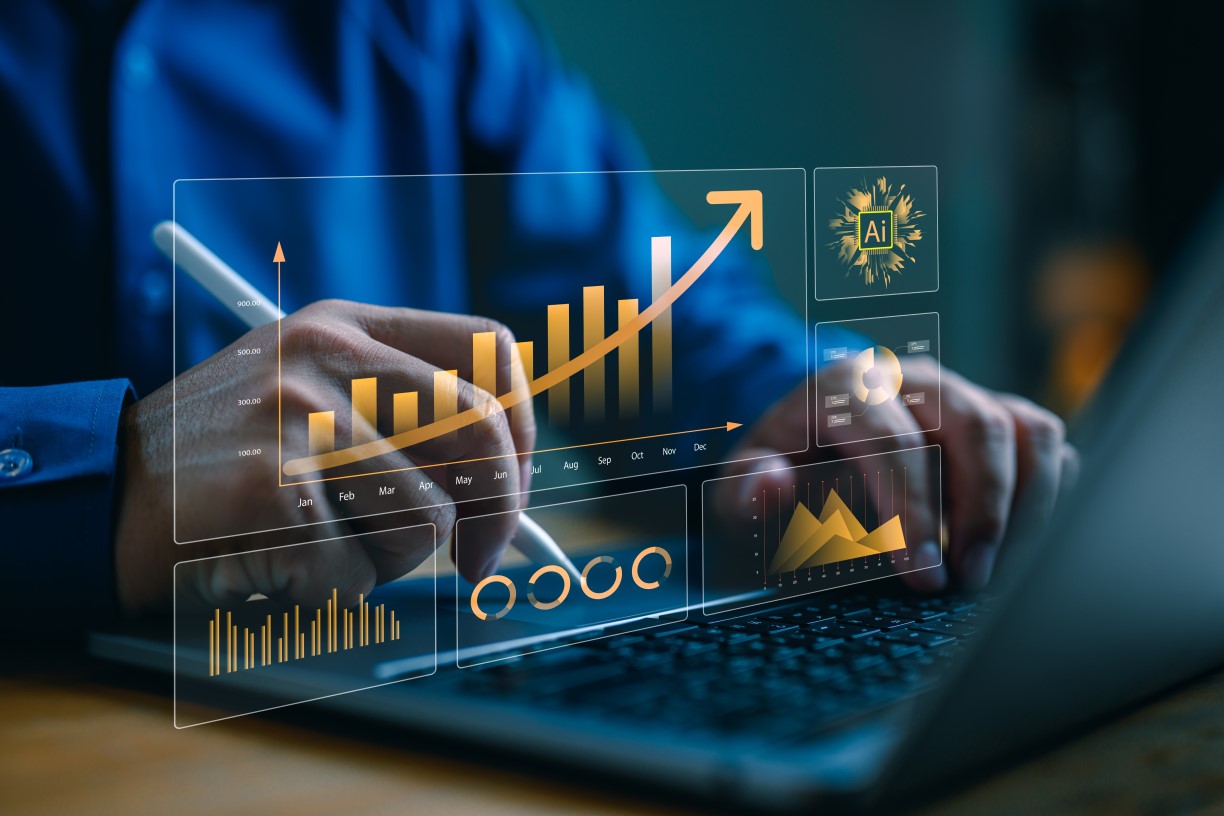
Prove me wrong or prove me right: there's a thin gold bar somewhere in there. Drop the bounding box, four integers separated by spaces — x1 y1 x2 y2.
226 612 232 673
472 331 498 402
316 609 322 656
617 299 640 420
547 304 570 425
214 610 221 676
358 594 365 648
348 611 354 650
208 620 215 677
390 611 397 642
294 605 300 660
332 588 338 653
351 377 378 445
433 369 458 422
299 632 304 657
392 392 419 435
510 341 533 430
583 286 606 423
651 236 672 414
307 411 335 456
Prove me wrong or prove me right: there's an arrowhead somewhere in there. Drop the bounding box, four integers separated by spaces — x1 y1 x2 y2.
706 190 763 250
726 421 743 431
273 242 286 264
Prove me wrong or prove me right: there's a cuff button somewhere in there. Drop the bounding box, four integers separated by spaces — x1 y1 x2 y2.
0 448 33 479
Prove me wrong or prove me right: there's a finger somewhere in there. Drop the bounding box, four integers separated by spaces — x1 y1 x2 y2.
818 371 945 591
912 369 1017 590
200 535 377 611
340 304 537 477
996 394 1066 530
285 321 526 581
278 367 458 582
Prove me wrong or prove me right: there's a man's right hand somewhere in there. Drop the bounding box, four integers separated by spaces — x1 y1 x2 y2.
114 300 536 614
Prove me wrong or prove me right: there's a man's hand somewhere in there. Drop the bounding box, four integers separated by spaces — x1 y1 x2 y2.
719 357 1077 591
115 300 536 613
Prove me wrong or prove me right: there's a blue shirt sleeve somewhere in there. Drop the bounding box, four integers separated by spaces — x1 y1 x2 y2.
0 380 134 632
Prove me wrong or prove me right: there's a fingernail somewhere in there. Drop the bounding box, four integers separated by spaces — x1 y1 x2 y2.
913 541 946 588
961 544 998 591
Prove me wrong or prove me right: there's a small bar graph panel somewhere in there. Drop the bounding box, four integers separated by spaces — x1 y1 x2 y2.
207 589 402 677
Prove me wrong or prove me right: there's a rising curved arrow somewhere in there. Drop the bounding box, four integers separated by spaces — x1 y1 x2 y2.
282 190 762 477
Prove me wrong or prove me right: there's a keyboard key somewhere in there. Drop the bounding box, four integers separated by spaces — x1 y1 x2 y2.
806 621 880 639
913 620 977 638
880 628 956 648
852 614 915 630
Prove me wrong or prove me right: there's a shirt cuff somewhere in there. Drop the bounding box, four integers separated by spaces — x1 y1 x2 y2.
0 379 136 633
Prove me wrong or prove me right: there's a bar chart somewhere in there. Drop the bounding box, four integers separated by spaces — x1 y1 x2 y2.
171 169 807 545
206 589 401 677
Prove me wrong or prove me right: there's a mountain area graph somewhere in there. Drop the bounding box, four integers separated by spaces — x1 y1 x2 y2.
767 489 906 575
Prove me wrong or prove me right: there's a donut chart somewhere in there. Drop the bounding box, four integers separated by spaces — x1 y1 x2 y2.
851 346 903 405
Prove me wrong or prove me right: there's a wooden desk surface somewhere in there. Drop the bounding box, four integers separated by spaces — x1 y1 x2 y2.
3 662 1223 815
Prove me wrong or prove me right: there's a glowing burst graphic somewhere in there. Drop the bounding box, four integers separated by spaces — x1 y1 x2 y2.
828 177 925 288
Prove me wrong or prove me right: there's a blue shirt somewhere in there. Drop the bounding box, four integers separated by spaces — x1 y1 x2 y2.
0 0 806 629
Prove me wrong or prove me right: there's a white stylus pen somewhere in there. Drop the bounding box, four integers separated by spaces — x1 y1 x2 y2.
153 220 583 583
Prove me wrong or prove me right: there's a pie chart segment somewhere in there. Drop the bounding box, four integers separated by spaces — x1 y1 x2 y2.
852 345 903 405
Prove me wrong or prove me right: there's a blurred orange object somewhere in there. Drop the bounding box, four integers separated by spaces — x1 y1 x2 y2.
1035 242 1149 415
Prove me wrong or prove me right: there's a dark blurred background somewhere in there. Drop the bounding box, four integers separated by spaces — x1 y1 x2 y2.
520 0 1216 417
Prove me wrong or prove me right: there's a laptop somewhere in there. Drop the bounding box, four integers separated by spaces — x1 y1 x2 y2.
91 193 1224 811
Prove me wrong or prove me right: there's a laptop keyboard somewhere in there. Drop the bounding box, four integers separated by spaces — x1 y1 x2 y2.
458 593 988 743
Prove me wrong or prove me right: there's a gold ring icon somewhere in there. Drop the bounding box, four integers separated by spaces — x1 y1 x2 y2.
526 564 572 610
631 546 673 590
470 574 516 621
580 555 623 600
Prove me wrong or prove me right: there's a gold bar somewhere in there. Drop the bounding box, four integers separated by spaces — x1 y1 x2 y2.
243 629 248 670
392 392 419 435
395 620 400 640
390 611 397 642
208 620 215 677
283 611 289 659
310 621 316 657
214 610 221 676
266 615 272 666
332 588 338 653
547 304 570 424
226 612 232 673
472 331 498 401
651 236 672 414
308 411 335 456
316 609 322 655
351 377 378 445
294 606 300 660
348 611 353 650
510 341 533 429
617 299 640 420
433 370 458 422
358 594 365 648
299 632 304 657
583 286 606 423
